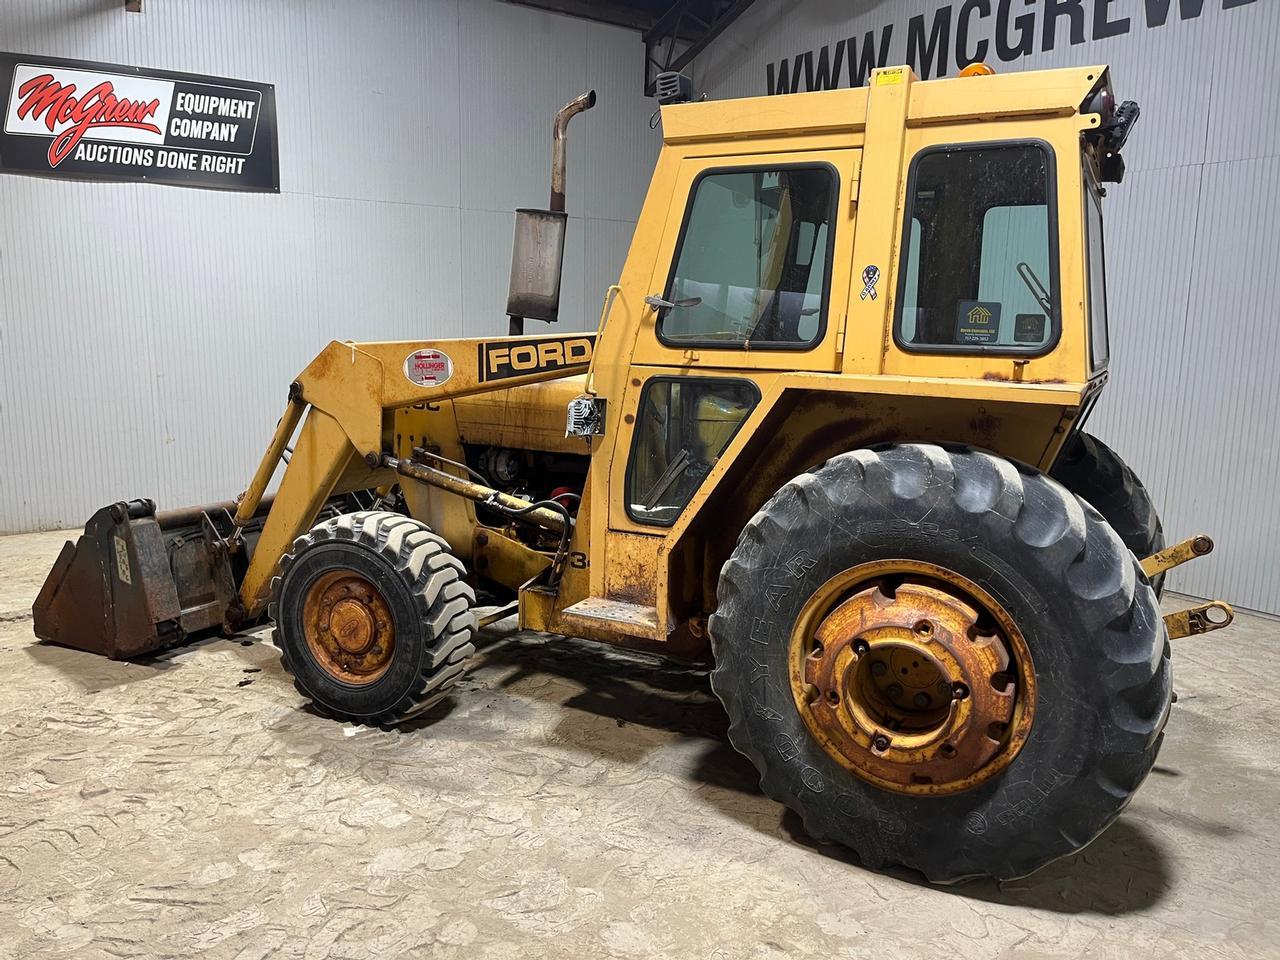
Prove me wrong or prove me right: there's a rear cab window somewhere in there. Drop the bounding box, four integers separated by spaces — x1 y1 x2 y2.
895 142 1060 356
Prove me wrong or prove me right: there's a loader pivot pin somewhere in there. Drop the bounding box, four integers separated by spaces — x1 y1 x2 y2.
303 571 396 684
788 561 1036 796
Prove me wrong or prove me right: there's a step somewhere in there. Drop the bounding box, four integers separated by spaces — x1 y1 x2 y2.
558 597 663 640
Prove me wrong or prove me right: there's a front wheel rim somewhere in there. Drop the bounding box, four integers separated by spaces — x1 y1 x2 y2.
302 570 397 685
788 559 1036 796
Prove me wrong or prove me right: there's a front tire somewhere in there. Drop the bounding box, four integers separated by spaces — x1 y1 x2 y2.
708 444 1170 882
270 511 476 726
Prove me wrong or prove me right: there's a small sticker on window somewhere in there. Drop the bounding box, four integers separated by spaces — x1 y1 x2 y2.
955 301 1002 345
1015 313 1046 343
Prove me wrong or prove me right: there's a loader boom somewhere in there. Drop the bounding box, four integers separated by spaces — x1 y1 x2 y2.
232 333 596 619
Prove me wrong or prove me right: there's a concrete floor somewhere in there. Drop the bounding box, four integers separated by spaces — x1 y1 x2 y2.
1 529 1277 960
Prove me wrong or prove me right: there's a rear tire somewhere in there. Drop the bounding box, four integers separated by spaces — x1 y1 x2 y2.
270 511 476 726
1051 431 1166 596
709 444 1170 882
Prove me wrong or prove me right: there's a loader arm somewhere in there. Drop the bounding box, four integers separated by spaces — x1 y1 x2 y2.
233 334 595 619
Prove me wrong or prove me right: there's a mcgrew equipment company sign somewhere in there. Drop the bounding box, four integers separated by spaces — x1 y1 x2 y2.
0 52 278 191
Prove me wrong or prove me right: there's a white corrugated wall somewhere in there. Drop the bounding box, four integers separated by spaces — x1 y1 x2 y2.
691 0 1280 614
0 0 657 532
2 0 1276 616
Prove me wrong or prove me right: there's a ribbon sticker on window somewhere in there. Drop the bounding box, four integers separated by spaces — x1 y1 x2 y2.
860 265 880 301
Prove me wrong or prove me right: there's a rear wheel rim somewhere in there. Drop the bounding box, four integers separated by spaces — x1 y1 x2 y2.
788 559 1036 796
302 570 396 685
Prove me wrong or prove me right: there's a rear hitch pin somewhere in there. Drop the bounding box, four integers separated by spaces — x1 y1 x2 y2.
1141 535 1214 579
1140 535 1233 640
1164 601 1234 641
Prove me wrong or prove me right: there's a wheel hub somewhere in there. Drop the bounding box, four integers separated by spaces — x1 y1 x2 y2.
303 572 396 685
789 561 1035 796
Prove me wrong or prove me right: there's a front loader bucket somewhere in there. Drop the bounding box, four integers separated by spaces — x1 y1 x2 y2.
33 490 385 660
32 498 244 659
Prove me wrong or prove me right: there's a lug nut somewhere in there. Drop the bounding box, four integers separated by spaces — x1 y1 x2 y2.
886 683 903 700
952 682 969 700
914 692 931 708
872 734 890 751
870 660 887 677
853 640 869 657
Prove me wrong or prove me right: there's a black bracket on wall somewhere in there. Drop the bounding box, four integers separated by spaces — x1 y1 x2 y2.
643 0 756 95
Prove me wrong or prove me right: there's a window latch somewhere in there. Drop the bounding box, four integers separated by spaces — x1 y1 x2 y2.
644 294 702 311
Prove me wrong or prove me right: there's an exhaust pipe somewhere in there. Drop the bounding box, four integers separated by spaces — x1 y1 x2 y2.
550 89 596 213
507 90 597 334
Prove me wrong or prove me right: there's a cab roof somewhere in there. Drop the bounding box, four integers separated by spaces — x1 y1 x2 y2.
660 64 1110 145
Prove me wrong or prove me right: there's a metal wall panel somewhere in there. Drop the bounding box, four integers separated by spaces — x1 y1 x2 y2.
312 198 464 342
0 0 660 534
307 0 461 207
690 0 1279 613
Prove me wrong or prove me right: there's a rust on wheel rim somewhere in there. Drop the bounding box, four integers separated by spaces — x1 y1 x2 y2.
788 560 1035 796
303 571 395 685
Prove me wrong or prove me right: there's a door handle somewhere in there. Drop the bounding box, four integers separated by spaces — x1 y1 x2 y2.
644 294 702 311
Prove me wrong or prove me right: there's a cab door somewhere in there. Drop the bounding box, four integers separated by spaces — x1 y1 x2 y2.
610 149 860 535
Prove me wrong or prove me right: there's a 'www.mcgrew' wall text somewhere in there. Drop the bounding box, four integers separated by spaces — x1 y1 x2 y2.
766 0 1258 92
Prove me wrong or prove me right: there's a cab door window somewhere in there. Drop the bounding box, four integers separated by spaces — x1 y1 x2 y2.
658 166 836 349
626 378 758 526
895 142 1059 354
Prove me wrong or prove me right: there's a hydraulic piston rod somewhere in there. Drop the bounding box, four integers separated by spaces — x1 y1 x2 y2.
386 454 567 534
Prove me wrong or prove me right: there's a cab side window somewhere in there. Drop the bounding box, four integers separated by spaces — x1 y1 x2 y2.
1084 160 1110 369
626 378 758 526
659 166 835 349
896 143 1059 354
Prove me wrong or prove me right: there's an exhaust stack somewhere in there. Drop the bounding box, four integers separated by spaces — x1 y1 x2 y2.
550 89 596 213
507 90 597 334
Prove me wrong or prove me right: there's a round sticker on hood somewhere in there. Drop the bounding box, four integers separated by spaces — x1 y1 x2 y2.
404 349 453 387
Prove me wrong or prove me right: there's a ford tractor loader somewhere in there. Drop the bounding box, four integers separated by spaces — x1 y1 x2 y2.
34 64 1234 882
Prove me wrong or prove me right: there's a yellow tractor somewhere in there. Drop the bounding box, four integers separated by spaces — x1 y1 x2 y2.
34 63 1233 882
